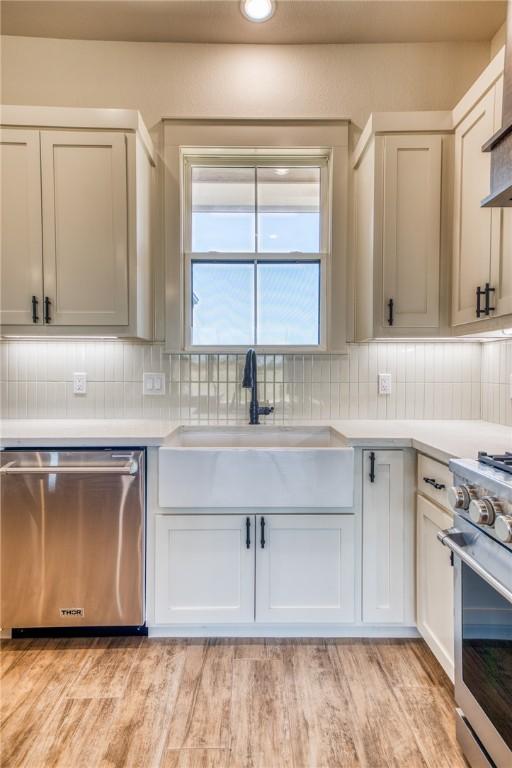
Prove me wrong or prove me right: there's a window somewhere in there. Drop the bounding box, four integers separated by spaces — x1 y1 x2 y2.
183 156 329 349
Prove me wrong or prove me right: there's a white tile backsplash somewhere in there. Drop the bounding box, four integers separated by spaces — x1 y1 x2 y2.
481 340 512 426
0 340 490 422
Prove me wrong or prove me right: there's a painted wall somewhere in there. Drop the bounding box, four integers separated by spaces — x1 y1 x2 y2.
1 35 491 132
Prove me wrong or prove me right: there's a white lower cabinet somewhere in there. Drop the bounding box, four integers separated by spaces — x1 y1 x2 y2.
255 514 355 624
154 512 356 626
155 514 255 624
416 494 454 679
362 450 407 623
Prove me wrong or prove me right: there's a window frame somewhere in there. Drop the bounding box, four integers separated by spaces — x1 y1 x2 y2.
181 152 331 352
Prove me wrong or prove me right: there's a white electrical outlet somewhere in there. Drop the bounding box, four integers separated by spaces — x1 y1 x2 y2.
378 373 392 395
73 372 87 395
143 372 166 396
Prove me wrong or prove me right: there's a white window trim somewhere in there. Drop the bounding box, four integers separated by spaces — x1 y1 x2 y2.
181 150 331 352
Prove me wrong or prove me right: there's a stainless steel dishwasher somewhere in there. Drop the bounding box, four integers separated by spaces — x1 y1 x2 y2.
0 449 146 636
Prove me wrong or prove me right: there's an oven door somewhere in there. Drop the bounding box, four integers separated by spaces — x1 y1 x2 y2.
441 516 512 768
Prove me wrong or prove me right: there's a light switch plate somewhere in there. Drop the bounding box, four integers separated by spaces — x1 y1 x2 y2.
73 372 87 395
143 372 166 396
378 373 392 395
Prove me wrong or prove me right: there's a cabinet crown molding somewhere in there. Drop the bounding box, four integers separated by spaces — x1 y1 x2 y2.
0 104 155 165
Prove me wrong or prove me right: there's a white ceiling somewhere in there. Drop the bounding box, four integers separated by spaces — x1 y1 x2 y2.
0 0 507 45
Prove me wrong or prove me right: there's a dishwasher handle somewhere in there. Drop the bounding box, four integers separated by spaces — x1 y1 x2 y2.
0 461 138 476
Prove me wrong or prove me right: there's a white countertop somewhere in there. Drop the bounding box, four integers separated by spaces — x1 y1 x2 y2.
0 419 178 448
1 418 511 464
328 420 512 464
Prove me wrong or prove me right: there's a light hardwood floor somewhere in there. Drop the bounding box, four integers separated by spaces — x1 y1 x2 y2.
0 637 467 768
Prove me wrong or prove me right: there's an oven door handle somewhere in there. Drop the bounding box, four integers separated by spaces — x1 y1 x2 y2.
438 528 512 604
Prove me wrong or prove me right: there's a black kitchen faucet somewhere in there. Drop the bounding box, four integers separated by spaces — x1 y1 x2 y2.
242 349 274 425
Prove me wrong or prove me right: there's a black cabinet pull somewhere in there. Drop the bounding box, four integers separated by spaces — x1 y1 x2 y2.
31 296 39 324
423 477 446 491
484 283 495 315
369 452 376 483
44 296 51 324
246 517 251 549
260 516 266 549
387 298 394 326
476 285 486 318
476 284 495 318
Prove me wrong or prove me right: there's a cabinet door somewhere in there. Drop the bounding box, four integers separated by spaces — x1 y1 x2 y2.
417 494 454 680
382 135 441 329
0 129 43 325
490 78 512 318
255 514 355 624
490 207 512 317
362 450 405 623
155 515 255 625
40 131 128 326
452 89 496 325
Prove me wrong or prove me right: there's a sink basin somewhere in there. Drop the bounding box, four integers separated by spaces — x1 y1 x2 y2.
165 425 346 449
159 426 354 508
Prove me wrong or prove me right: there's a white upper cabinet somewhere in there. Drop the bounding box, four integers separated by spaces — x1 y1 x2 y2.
490 75 512 319
0 129 43 326
0 107 155 338
451 55 512 332
452 88 496 326
382 134 442 329
351 120 447 341
491 205 512 318
40 131 129 326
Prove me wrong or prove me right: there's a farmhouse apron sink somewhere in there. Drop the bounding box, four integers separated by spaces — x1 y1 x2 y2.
158 426 354 508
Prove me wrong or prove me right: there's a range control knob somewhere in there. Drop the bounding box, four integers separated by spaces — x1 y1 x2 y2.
495 515 512 543
469 498 496 526
448 485 478 510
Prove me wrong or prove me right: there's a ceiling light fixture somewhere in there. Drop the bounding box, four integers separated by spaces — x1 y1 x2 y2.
240 0 275 23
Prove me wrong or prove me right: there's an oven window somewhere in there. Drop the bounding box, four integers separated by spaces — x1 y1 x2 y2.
462 562 512 749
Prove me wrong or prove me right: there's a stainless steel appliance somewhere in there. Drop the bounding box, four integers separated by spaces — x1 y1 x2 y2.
439 453 512 768
0 449 145 635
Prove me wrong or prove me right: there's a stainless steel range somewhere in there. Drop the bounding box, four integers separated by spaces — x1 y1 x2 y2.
439 452 512 768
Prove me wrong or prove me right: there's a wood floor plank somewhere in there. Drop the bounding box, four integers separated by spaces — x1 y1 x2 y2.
329 641 428 768
233 641 268 660
0 638 43 678
228 658 294 768
163 749 229 768
165 639 233 750
21 696 119 768
373 639 448 690
0 639 94 767
283 643 360 768
0 637 466 768
99 639 187 768
68 636 143 699
391 684 467 768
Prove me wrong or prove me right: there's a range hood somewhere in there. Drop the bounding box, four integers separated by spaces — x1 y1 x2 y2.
482 0 512 207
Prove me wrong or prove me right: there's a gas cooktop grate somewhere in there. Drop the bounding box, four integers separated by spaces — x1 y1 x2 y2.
478 451 512 475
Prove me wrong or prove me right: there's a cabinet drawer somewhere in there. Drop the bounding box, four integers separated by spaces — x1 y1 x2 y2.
417 454 452 512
